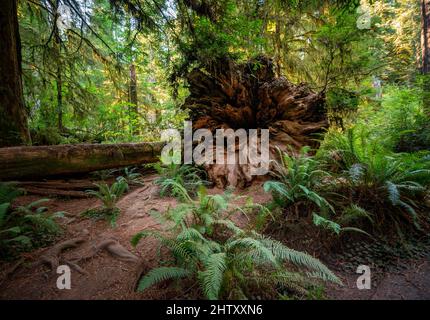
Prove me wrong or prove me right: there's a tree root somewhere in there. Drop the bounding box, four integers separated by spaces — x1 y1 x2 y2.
35 237 86 273
34 236 140 277
0 257 26 287
93 238 140 263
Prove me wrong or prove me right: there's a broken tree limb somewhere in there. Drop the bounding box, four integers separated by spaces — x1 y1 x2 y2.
0 142 165 181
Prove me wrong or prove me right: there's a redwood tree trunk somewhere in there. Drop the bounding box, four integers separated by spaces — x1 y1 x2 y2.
54 0 63 131
129 64 139 134
0 0 31 146
422 0 430 115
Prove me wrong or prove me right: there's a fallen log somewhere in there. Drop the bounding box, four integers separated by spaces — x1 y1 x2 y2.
16 180 98 190
0 142 164 181
21 187 87 198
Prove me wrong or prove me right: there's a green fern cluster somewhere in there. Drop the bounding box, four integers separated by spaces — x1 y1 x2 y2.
0 184 63 260
121 167 145 185
132 224 341 299
154 163 209 200
264 147 334 216
152 184 268 236
264 135 430 235
337 153 430 230
84 178 128 226
318 128 430 228
132 185 340 299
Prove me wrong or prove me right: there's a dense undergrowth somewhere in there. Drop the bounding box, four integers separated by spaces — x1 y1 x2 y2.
133 177 341 299
0 183 64 261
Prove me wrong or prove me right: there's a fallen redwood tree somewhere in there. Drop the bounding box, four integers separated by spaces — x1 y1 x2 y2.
0 142 164 181
182 56 328 188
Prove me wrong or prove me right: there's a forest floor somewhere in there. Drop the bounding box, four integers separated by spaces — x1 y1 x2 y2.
1 173 430 300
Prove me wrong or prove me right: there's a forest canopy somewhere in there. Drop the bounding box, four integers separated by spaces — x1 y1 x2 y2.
0 0 426 147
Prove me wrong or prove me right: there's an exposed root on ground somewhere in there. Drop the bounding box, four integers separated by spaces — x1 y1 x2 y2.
32 236 140 277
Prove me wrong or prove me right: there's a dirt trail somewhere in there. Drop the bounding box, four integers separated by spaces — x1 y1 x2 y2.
1 175 429 300
0 175 176 299
327 257 430 300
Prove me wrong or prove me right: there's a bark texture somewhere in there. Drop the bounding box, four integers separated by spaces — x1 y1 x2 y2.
129 64 139 134
182 56 328 188
0 142 164 180
422 0 430 115
0 0 31 146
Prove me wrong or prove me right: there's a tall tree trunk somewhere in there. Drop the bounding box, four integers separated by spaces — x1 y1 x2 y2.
129 64 139 134
0 0 31 147
56 65 63 130
54 0 63 131
422 0 430 115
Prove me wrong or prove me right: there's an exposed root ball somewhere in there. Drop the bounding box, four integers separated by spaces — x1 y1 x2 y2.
182 56 328 188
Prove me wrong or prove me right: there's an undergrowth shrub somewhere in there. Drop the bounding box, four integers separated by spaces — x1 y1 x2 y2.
132 186 341 299
83 178 129 227
264 134 430 238
121 167 144 185
0 183 63 260
154 163 209 200
264 147 334 215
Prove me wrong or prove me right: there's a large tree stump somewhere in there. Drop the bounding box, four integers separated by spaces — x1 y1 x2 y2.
182 56 328 188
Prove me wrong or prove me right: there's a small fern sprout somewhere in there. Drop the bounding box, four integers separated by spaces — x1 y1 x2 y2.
84 179 128 226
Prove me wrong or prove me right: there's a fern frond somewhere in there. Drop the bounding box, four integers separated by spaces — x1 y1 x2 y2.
386 181 400 205
199 253 227 300
259 237 342 285
137 267 191 292
227 237 278 267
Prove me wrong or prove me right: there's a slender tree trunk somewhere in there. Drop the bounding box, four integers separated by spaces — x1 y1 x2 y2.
422 0 430 115
0 0 31 146
56 66 63 130
129 64 139 134
54 0 63 131
274 16 282 77
422 0 430 74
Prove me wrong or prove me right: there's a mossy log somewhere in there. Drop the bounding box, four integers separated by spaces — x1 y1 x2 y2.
0 142 164 180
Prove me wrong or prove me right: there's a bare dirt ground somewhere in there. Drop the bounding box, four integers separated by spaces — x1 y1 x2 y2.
1 174 429 300
327 258 430 300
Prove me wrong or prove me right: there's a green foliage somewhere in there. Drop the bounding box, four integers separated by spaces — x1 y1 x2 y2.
0 187 63 260
0 183 24 204
312 213 370 237
264 147 333 214
264 130 430 236
84 179 129 226
154 163 209 201
90 169 118 181
132 186 341 299
120 167 144 186
326 88 359 128
149 185 264 237
315 127 430 231
312 213 341 234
